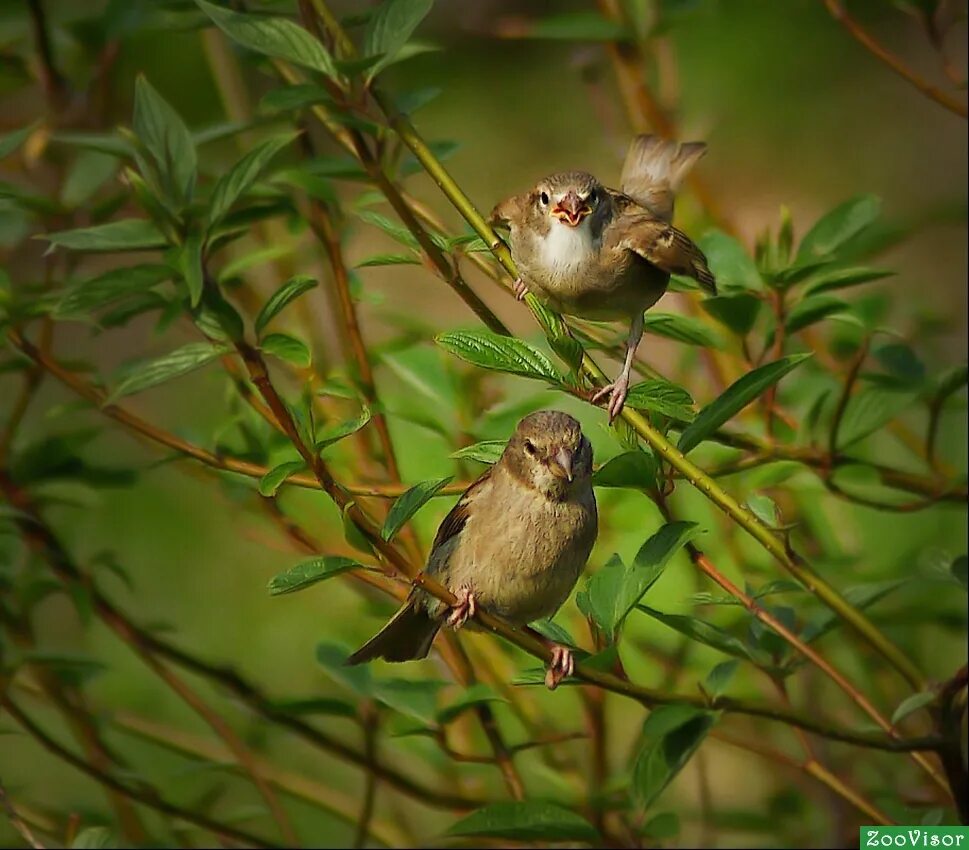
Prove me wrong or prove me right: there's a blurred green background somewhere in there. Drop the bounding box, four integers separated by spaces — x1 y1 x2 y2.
0 1 966 847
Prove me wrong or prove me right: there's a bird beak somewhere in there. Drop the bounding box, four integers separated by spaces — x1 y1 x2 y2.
552 190 591 227
548 446 574 482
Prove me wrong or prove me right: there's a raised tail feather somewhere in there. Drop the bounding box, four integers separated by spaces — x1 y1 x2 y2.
345 598 441 665
620 134 707 223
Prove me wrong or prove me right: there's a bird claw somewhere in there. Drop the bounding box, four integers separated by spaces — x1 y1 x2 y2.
545 645 574 690
590 377 630 423
446 586 477 630
513 277 529 301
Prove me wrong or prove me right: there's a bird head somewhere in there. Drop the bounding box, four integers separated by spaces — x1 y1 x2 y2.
503 410 593 500
534 172 604 230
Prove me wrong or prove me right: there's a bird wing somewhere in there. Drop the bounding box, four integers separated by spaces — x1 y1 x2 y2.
430 465 494 553
611 207 717 295
619 135 707 223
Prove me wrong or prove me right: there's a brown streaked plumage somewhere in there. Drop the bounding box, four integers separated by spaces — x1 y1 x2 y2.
346 411 597 689
490 135 717 421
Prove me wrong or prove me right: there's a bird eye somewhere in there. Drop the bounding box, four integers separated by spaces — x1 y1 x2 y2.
524 439 537 455
539 191 549 206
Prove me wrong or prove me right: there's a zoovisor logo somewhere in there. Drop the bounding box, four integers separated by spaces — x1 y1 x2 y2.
862 828 969 848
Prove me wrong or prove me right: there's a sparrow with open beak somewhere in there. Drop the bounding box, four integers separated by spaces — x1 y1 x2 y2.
491 135 717 421
347 411 597 689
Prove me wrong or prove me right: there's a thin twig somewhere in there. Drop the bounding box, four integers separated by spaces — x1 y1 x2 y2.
0 779 44 850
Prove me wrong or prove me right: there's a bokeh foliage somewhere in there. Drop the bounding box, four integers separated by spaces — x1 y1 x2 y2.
0 1 966 848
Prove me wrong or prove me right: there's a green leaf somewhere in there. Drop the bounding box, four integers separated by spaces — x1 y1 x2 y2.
355 252 420 267
209 132 298 226
268 555 360 595
437 683 506 724
701 293 762 335
133 76 197 206
624 379 696 421
578 522 697 640
593 450 656 490
785 294 848 333
106 342 227 403
532 300 584 374
197 0 340 80
259 84 333 113
45 219 167 252
835 386 917 449
678 354 811 454
381 476 453 541
179 232 204 307
525 12 629 41
705 660 739 697
0 122 39 161
71 827 118 849
633 707 717 811
796 194 881 263
258 460 306 497
446 802 599 843
699 229 762 291
61 150 119 208
260 332 311 367
803 266 893 295
255 275 317 335
449 440 505 464
342 502 375 555
891 691 935 725
746 494 779 526
55 264 172 318
874 342 925 386
643 313 723 348
317 406 372 450
363 0 435 83
638 607 767 665
356 209 420 249
373 678 444 725
316 641 374 694
436 330 561 383
952 555 967 591
799 580 904 644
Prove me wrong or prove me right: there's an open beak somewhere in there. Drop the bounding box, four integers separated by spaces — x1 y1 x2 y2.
551 190 591 227
548 446 574 482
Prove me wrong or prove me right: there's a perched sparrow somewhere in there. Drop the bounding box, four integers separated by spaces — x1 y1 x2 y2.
491 135 717 420
347 411 597 689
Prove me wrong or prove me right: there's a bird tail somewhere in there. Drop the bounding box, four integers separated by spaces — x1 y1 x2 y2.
619 135 707 223
345 598 441 665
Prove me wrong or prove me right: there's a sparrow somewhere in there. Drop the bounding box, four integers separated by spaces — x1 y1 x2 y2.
347 410 597 689
490 134 717 421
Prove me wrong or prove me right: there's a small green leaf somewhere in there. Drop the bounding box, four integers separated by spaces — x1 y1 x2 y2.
71 827 118 849
356 209 421 248
891 691 935 725
55 264 172 318
624 379 695 421
803 266 893 295
317 406 372 451
197 0 340 80
835 386 917 449
633 707 717 811
381 476 453 541
45 219 167 252
61 150 119 208
268 556 360 595
678 354 811 454
593 450 656 490
354 252 420 267
785 294 848 333
449 440 505 464
446 802 599 843
363 0 435 83
437 683 507 724
796 194 882 263
179 232 204 307
342 501 375 555
316 641 374 694
638 607 767 665
746 494 779 527
373 678 443 725
255 275 317 335
701 293 762 335
258 460 306 497
705 660 739 697
699 229 763 291
106 342 227 403
641 812 680 840
259 84 333 113
800 580 904 644
532 300 584 374
133 76 197 206
209 132 298 226
0 122 39 161
643 313 723 348
260 332 311 367
437 330 560 382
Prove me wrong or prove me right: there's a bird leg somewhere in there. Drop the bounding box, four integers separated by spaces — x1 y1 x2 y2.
513 277 529 301
590 311 645 423
446 585 477 629
544 644 575 690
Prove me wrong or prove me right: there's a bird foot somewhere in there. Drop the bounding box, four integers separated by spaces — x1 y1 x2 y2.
545 644 574 690
513 277 529 301
446 586 477 630
590 376 630 423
